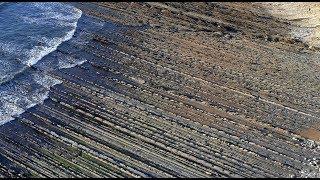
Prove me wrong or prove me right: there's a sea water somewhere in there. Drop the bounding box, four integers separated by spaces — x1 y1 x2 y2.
0 2 84 124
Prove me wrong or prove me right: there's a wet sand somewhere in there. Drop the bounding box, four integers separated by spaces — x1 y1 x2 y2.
0 2 319 177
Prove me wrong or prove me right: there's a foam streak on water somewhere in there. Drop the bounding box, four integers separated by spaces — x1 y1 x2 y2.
0 2 83 125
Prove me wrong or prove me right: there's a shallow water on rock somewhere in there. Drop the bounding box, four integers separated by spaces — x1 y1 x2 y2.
0 2 84 124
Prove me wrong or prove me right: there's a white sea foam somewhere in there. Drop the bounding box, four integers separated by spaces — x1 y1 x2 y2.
23 4 82 66
21 3 82 27
0 102 24 125
0 72 63 125
58 55 87 69
32 73 62 89
0 3 83 125
24 27 77 66
0 42 23 56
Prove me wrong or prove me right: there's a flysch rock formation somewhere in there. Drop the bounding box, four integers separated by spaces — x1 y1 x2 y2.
0 2 319 178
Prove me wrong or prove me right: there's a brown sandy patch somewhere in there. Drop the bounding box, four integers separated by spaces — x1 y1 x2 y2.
298 128 320 141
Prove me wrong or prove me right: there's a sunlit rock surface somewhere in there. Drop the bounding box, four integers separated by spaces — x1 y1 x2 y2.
0 2 319 178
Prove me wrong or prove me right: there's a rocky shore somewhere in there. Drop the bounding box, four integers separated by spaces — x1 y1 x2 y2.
0 2 319 177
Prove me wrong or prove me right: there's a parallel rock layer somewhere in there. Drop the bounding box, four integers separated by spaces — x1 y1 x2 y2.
0 2 319 178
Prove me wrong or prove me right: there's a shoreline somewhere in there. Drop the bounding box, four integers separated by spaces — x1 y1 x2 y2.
0 2 83 125
0 2 319 178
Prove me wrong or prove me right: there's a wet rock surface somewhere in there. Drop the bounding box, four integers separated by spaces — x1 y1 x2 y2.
0 2 319 177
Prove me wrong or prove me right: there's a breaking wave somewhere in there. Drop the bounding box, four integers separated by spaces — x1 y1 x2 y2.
0 2 83 124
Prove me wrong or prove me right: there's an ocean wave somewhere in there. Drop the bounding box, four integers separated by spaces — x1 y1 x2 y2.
0 2 82 82
24 26 79 66
0 2 83 125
